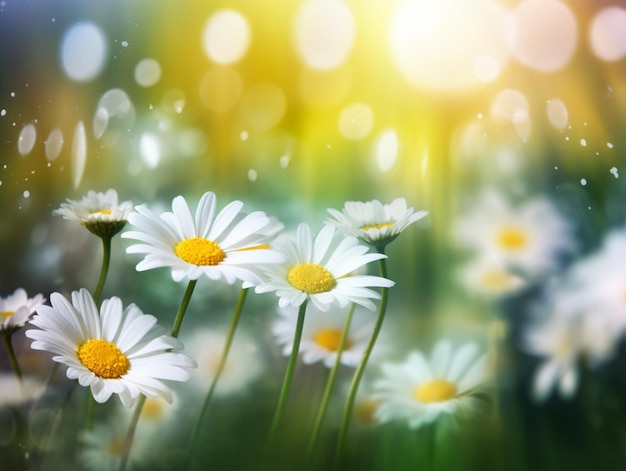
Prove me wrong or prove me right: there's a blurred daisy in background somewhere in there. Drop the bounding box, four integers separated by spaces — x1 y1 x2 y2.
122 191 285 285
452 189 574 285
523 230 626 402
456 255 527 298
255 223 394 311
183 327 263 397
272 304 382 368
326 197 428 249
0 288 45 335
54 189 133 238
373 341 489 429
80 418 148 471
26 289 196 407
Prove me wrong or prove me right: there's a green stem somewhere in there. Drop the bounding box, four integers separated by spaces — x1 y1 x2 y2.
118 395 146 471
3 334 23 383
118 279 197 471
267 300 308 448
93 235 112 305
334 255 389 468
170 279 197 338
306 303 356 459
185 287 249 468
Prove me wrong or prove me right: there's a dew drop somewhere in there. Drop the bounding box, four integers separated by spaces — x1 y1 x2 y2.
0 109 6 116
580 138 587 147
610 167 619 178
23 190 30 198
580 178 587 186
607 142 614 149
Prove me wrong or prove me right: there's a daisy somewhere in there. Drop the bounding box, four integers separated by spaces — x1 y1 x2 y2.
456 255 527 298
254 223 395 311
25 289 196 407
0 288 45 335
54 189 133 238
80 419 148 471
373 341 489 429
183 327 263 397
122 191 286 285
326 197 429 249
272 304 380 368
452 189 574 279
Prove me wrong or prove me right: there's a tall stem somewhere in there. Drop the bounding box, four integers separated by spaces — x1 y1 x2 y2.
267 300 308 447
3 334 23 383
334 255 388 468
185 287 249 468
118 279 197 471
93 235 112 305
170 279 197 338
306 303 356 458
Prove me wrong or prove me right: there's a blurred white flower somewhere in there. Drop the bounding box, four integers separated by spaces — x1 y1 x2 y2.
80 419 147 471
54 189 133 238
373 341 489 429
26 289 196 407
272 304 379 368
255 223 394 311
0 288 45 335
183 327 263 397
122 191 285 285
524 229 626 401
456 255 527 298
452 189 574 283
0 373 45 407
326 197 428 248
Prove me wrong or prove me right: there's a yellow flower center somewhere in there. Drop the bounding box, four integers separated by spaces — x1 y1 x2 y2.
142 397 167 420
287 263 337 294
77 339 130 379
482 270 516 291
495 226 529 251
414 379 457 403
361 222 394 231
1 311 15 319
107 437 127 457
89 209 112 215
314 328 352 351
174 237 226 266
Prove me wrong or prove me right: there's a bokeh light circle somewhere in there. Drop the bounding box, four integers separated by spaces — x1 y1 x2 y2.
199 67 243 113
507 0 578 73
546 99 569 130
45 128 64 161
18 123 36 155
589 7 626 62
134 58 162 87
389 0 509 92
202 10 251 64
239 82 287 131
60 22 108 82
294 0 355 70
338 103 374 140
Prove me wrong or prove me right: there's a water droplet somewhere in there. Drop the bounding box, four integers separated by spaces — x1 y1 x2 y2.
580 138 587 147
607 142 614 149
554 166 559 170
580 178 587 186
0 109 6 116
610 167 619 178
23 190 30 198
10 92 15 97
121 41 129 47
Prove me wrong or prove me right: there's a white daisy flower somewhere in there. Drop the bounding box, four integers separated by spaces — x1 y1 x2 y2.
25 289 196 408
183 327 263 397
272 304 379 368
326 197 429 248
122 191 286 285
452 189 574 279
524 284 619 402
54 189 133 238
0 288 45 335
255 224 394 312
0 373 45 407
456 255 527 298
373 341 489 429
